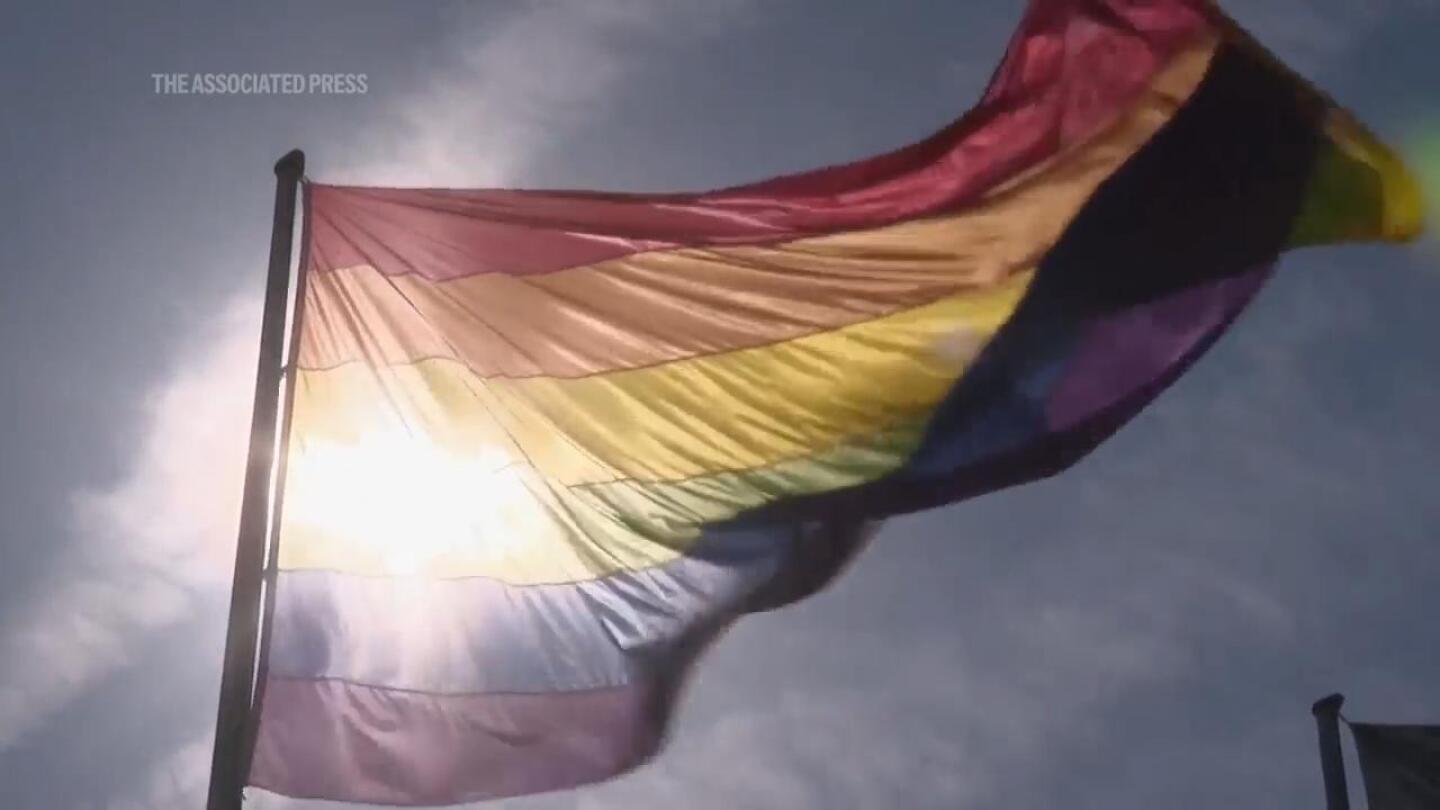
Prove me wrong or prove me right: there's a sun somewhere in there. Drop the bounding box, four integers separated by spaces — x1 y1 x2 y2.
280 429 527 577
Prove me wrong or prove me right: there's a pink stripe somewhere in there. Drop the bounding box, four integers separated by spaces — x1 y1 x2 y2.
249 677 660 806
308 0 1215 279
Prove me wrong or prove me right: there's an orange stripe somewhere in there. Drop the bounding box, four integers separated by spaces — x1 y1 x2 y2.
296 39 1217 379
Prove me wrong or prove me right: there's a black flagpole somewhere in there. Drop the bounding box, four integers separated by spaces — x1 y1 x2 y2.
206 149 305 810
1312 693 1351 810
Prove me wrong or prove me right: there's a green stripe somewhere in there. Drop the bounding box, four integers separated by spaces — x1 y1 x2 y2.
570 419 928 543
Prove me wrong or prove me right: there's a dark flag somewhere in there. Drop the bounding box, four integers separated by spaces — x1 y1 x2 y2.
1351 723 1440 809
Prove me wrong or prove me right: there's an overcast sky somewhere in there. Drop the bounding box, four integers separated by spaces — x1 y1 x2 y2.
2 1 1439 809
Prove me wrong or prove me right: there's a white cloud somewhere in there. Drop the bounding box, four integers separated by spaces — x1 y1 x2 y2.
107 733 214 810
0 298 258 750
330 0 760 188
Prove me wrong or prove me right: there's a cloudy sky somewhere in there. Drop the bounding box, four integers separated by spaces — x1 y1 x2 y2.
2 1 1439 808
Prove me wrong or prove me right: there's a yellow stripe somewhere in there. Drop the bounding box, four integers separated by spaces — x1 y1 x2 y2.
288 270 1031 486
1286 109 1425 248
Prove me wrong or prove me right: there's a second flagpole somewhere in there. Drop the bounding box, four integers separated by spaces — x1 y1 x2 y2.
1312 693 1351 810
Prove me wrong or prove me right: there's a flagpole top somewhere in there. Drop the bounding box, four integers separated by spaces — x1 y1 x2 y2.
1312 693 1346 718
274 149 305 179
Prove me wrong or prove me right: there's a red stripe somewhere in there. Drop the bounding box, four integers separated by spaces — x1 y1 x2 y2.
308 0 1215 279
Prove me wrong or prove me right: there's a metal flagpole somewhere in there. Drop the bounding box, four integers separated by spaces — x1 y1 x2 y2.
206 149 306 810
1312 693 1351 810
239 176 315 788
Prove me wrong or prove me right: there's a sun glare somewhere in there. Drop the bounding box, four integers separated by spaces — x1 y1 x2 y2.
282 430 530 576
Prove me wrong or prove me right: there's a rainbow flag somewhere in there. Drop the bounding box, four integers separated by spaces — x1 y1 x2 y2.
247 0 1422 804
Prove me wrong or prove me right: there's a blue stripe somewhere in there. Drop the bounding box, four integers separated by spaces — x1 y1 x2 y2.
266 523 793 694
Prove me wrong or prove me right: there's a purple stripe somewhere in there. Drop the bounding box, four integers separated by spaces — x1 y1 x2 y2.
1045 269 1269 428
249 677 659 806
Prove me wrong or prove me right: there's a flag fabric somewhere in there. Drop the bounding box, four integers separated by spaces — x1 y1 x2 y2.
247 0 1422 804
1351 723 1440 809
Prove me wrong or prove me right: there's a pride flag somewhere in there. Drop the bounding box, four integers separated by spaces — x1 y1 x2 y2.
247 0 1422 804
